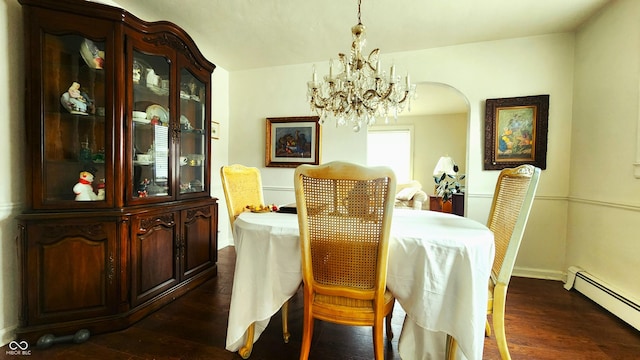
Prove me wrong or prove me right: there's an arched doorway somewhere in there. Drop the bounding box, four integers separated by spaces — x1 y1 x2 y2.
409 82 469 189
371 82 468 191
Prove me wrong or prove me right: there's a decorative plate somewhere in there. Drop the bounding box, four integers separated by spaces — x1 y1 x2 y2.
146 105 169 124
80 38 104 69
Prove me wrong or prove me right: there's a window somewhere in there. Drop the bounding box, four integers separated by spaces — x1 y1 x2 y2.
367 126 413 183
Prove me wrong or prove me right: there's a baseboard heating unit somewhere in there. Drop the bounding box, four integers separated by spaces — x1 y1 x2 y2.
565 266 640 331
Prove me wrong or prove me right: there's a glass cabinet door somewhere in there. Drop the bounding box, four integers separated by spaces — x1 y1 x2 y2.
41 33 109 206
131 50 172 200
178 69 207 196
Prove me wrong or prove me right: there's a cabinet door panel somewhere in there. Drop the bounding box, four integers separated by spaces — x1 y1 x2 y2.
178 68 209 198
131 213 179 306
27 11 114 209
181 206 215 279
126 35 175 205
25 221 117 324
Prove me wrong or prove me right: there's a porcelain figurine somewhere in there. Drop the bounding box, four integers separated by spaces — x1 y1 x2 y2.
73 171 105 201
60 82 91 115
137 178 150 197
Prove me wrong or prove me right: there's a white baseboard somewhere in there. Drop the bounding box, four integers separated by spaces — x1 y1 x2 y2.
512 266 565 281
565 266 640 331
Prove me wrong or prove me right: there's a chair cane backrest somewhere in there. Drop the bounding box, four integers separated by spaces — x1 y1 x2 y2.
294 161 396 301
220 164 264 228
486 165 541 285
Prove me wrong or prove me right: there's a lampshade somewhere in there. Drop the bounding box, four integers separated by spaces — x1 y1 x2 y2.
433 156 456 176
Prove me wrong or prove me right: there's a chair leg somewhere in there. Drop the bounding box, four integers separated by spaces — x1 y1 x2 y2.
299 306 314 360
445 334 457 360
238 322 255 359
385 301 394 341
373 319 385 360
282 300 290 343
493 284 511 360
485 319 492 337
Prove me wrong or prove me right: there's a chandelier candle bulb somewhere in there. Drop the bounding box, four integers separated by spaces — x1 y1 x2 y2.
390 65 396 82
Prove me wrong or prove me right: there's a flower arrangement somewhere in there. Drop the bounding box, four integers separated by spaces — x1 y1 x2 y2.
434 164 465 202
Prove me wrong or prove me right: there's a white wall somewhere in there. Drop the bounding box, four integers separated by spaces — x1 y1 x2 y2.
391 113 468 191
568 0 640 301
228 34 576 281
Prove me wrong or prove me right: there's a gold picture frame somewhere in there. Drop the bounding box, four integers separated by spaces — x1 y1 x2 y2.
484 95 549 170
265 116 321 168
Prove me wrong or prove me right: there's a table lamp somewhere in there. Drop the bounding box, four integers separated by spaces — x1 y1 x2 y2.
433 156 457 177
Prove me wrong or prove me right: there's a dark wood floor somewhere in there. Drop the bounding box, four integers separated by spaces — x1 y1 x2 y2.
2 246 639 359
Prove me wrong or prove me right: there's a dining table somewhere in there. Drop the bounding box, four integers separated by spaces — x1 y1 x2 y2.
225 208 495 360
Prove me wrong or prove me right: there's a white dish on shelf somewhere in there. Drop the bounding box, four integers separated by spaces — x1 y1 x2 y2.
133 118 151 124
133 111 147 119
146 104 169 124
148 85 169 96
133 160 154 166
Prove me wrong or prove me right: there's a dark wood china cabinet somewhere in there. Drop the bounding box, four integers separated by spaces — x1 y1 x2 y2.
16 0 217 342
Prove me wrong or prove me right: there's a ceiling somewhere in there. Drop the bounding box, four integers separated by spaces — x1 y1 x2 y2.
110 0 610 115
112 0 609 71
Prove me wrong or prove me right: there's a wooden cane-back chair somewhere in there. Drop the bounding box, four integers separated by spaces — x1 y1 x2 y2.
447 164 541 360
220 164 290 359
294 161 397 360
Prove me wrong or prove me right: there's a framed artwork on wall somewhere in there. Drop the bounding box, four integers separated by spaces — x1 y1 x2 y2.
484 95 549 170
266 116 321 168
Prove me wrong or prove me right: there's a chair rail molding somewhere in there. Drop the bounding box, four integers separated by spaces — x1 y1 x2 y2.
569 196 640 211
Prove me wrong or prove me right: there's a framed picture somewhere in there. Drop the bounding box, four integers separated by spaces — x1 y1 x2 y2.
211 121 220 140
484 95 549 170
266 116 321 168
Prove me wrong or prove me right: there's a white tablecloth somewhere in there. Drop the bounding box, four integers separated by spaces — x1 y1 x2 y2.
225 209 494 360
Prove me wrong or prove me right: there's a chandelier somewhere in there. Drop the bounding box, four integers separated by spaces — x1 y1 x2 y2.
307 0 417 131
